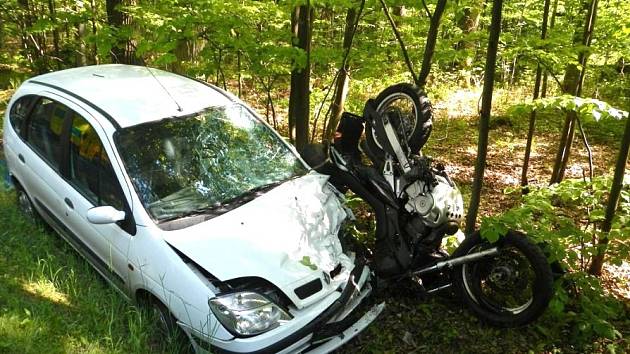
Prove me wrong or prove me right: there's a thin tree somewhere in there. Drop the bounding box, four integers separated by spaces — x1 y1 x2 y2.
322 4 361 143
417 0 448 88
47 0 61 69
521 0 551 191
288 1 313 153
588 113 630 276
550 0 599 184
464 0 504 235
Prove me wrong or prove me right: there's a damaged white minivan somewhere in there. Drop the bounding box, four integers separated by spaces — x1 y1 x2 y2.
3 64 383 353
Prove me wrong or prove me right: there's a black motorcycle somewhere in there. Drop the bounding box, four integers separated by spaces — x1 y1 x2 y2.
301 83 554 327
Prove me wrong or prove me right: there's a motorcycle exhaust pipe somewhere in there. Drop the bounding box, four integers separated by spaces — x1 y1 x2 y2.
412 247 499 276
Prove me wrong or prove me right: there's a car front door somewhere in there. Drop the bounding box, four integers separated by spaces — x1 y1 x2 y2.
60 105 133 294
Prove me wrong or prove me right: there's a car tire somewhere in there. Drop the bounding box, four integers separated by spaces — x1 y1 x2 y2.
142 296 193 353
15 185 48 228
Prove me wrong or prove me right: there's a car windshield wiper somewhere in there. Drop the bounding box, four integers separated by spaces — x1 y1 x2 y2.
232 174 303 202
157 177 299 223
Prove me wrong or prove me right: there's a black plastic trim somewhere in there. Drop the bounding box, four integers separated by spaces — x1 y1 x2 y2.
29 80 122 130
295 279 323 300
189 77 235 101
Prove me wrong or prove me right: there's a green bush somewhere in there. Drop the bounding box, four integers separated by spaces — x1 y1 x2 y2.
480 176 630 348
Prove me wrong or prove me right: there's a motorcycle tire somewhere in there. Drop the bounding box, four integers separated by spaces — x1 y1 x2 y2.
451 230 553 327
365 83 432 166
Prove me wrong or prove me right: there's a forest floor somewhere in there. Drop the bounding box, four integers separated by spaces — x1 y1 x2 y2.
0 86 628 353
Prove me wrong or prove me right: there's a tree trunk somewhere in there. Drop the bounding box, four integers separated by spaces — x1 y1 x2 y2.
521 0 551 190
465 0 504 235
171 38 190 74
588 112 630 276
455 4 482 69
380 0 418 85
47 0 61 69
106 0 141 64
90 0 98 64
288 6 300 144
18 0 47 73
417 0 448 88
550 0 599 185
75 0 87 66
324 7 358 143
541 0 559 97
289 3 313 153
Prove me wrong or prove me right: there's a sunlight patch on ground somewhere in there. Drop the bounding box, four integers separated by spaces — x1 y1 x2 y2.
433 87 483 119
603 261 630 301
21 280 71 307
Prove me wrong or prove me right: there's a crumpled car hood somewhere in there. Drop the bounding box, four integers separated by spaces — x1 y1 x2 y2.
162 173 354 307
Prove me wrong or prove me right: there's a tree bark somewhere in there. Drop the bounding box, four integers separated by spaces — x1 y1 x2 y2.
550 0 599 185
323 7 358 143
47 0 61 69
89 0 98 64
417 0 448 88
541 0 559 97
455 4 482 69
289 3 313 153
588 112 630 275
75 0 87 67
380 0 418 85
288 6 300 144
106 0 141 64
521 0 551 190
465 0 504 235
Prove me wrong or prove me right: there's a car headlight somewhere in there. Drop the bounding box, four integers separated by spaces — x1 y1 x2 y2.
208 291 292 336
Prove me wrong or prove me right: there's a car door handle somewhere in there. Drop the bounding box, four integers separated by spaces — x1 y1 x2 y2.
18 154 25 163
64 198 74 209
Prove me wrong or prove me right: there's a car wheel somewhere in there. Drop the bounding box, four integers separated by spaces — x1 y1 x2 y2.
17 188 36 219
144 297 194 353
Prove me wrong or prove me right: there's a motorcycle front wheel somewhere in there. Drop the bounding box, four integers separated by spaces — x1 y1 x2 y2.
452 231 554 327
365 83 432 165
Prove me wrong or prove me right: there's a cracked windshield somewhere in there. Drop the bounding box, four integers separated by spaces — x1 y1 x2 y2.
116 104 307 221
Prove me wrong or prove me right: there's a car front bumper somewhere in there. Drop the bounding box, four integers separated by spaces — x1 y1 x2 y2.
184 261 383 354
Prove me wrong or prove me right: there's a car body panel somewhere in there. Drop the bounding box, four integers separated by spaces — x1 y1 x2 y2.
162 173 355 309
30 64 232 128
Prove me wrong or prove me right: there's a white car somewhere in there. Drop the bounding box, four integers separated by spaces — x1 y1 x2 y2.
2 64 383 353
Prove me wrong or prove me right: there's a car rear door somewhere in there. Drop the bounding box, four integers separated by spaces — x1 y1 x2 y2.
17 96 71 230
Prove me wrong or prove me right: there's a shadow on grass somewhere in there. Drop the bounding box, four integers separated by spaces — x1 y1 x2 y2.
0 190 172 353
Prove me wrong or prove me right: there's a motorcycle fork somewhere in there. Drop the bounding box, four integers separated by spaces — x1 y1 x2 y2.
409 247 500 293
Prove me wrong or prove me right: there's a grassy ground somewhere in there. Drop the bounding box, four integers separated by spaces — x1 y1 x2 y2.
0 191 166 353
0 86 628 353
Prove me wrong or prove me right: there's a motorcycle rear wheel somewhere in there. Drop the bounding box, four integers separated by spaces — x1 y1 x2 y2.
452 231 553 327
365 83 432 165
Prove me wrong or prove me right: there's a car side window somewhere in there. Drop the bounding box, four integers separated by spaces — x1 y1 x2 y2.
69 113 125 210
9 95 36 138
26 98 67 171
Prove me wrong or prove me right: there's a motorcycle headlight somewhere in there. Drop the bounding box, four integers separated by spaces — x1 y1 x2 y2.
208 291 292 336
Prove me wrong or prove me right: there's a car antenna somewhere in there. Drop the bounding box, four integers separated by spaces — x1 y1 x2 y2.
145 66 183 112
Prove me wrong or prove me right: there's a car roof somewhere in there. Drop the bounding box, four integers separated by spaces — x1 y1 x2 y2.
26 64 233 129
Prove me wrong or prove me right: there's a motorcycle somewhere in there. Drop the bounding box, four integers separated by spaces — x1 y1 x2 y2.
301 83 554 327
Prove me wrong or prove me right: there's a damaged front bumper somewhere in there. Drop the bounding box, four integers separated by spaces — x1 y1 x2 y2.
185 261 384 354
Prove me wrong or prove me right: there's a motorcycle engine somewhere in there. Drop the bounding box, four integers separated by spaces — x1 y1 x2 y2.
404 173 464 228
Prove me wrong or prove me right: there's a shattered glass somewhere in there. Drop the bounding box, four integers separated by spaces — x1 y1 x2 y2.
116 104 306 221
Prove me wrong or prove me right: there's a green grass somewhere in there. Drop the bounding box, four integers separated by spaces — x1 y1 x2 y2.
0 190 169 353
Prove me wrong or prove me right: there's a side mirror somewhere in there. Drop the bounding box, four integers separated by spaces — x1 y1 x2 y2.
86 206 126 224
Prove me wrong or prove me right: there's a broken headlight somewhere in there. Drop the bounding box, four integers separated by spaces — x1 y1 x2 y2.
209 291 292 336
